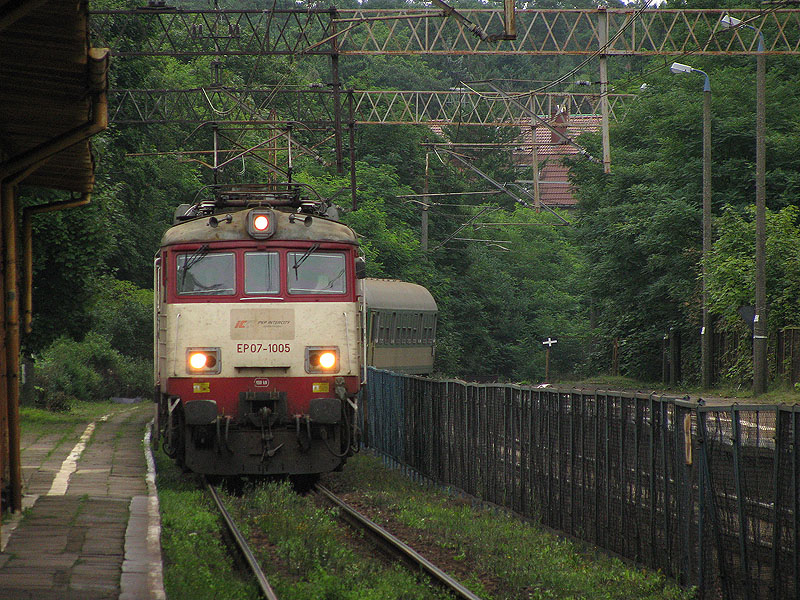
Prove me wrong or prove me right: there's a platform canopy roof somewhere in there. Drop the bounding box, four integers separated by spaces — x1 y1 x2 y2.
0 0 108 193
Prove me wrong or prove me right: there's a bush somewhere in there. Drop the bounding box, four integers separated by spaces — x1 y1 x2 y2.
89 277 154 360
35 332 152 404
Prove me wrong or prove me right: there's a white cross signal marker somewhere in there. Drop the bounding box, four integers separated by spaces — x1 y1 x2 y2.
542 338 558 347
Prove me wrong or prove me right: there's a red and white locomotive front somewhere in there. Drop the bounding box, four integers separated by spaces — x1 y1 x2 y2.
155 204 363 476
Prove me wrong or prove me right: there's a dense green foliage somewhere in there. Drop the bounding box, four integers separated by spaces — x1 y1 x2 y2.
570 46 800 384
21 0 800 397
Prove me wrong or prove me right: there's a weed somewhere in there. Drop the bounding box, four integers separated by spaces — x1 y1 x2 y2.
226 480 451 600
327 454 693 600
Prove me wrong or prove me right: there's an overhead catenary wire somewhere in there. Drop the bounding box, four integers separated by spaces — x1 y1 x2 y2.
608 2 793 95
459 0 656 100
434 147 570 225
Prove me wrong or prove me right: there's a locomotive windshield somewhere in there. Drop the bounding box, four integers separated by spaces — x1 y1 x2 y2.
288 251 346 294
176 251 235 295
244 251 280 295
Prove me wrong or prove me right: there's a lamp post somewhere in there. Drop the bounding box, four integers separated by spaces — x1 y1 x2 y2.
721 15 767 394
670 62 713 389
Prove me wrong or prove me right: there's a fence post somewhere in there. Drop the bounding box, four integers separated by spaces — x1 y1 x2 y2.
660 401 672 574
557 390 564 531
569 390 576 537
619 396 627 556
649 395 656 568
594 391 600 544
771 405 782 600
731 405 752 600
793 406 799 597
697 408 707 597
634 398 642 563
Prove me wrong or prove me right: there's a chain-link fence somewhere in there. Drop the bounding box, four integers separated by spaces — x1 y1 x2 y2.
364 368 800 599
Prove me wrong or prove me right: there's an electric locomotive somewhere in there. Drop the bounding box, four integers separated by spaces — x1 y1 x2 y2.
154 184 365 477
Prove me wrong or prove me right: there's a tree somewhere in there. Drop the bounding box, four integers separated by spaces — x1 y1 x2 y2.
570 53 800 383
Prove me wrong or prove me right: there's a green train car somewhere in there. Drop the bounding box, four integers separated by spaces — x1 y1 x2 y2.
363 278 437 375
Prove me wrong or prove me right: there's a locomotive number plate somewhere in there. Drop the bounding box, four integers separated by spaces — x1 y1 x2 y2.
236 343 291 353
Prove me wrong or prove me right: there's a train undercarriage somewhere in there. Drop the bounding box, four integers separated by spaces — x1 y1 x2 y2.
156 390 359 477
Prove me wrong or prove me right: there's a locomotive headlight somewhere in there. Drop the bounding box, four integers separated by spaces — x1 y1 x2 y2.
189 352 208 369
319 352 336 369
247 208 276 239
305 347 339 373
186 348 221 374
253 215 269 231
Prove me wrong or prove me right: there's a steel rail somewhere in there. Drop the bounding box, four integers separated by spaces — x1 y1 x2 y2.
205 478 279 600
314 483 484 600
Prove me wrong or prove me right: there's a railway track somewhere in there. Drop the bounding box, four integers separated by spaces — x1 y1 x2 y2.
205 478 279 600
314 483 484 600
205 476 483 599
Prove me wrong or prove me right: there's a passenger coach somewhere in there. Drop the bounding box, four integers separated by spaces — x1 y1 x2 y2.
364 278 437 375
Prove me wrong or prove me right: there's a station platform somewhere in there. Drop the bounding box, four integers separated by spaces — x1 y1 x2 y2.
0 402 165 600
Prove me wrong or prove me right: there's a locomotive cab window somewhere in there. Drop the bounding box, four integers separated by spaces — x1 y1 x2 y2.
287 251 346 294
244 251 280 295
176 251 235 296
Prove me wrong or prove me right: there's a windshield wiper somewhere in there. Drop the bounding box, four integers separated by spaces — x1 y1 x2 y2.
292 243 320 273
179 244 209 289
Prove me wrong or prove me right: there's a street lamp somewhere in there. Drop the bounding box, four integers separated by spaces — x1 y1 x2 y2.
670 62 712 389
720 15 765 52
720 14 767 394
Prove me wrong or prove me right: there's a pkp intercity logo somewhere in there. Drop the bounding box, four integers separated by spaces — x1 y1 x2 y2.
230 308 296 340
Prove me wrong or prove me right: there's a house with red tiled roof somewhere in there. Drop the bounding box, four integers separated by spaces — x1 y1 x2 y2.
512 113 600 209
429 111 600 210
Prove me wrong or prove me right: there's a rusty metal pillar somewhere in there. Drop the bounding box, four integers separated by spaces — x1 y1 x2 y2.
0 184 6 531
330 8 343 174
1 183 21 512
348 89 357 211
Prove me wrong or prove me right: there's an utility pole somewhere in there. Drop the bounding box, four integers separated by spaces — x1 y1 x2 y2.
753 45 767 394
330 7 344 175
701 74 713 389
719 14 768 394
672 61 713 389
421 153 429 252
531 123 540 212
598 8 611 174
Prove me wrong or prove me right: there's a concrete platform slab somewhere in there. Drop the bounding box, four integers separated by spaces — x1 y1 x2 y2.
0 403 165 600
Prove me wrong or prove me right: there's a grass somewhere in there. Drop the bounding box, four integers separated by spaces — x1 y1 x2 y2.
226 480 452 600
327 454 694 600
19 400 145 462
19 400 122 431
556 374 800 405
155 450 260 600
